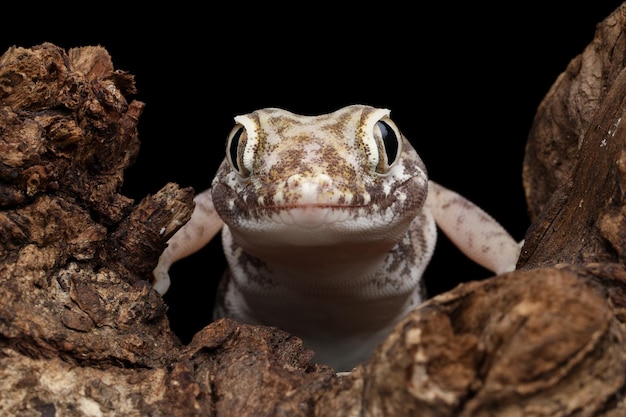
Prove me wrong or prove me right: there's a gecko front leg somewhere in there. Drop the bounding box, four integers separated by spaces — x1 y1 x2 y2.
153 189 224 295
426 180 522 274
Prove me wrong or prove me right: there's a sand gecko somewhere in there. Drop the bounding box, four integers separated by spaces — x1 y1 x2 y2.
152 105 521 371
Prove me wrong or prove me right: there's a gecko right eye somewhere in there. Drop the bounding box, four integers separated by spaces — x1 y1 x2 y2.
226 124 250 177
371 116 403 175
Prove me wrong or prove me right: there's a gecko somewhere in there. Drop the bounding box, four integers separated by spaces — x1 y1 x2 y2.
152 104 522 371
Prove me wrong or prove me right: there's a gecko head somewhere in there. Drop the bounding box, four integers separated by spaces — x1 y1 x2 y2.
211 105 429 247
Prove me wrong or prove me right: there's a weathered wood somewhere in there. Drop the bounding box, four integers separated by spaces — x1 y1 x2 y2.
518 4 626 274
522 5 626 221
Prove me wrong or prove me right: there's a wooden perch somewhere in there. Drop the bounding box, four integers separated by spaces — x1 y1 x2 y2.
521 5 626 268
2 5 626 415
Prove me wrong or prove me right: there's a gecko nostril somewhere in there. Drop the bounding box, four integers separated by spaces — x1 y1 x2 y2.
315 174 333 189
287 174 302 188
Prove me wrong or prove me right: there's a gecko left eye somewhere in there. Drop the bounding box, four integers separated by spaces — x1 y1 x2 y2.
373 118 402 173
226 124 251 177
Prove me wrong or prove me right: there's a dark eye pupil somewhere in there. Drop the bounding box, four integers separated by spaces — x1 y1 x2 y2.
377 120 399 165
229 127 244 172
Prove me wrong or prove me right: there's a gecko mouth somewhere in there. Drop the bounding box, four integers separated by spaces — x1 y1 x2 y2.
248 175 422 229
213 174 426 241
215 179 428 248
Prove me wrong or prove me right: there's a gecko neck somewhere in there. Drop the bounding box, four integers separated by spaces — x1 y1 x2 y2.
220 225 424 330
225 225 414 297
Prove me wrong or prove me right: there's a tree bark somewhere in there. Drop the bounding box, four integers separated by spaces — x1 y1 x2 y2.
2 5 626 415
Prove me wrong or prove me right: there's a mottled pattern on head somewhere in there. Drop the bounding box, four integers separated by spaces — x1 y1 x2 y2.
211 105 429 237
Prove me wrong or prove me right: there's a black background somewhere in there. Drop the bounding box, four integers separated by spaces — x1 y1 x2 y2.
2 2 624 342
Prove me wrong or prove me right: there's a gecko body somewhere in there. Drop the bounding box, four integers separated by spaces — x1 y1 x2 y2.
153 105 521 371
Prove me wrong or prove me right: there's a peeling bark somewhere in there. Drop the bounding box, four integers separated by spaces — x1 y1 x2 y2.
3 5 626 415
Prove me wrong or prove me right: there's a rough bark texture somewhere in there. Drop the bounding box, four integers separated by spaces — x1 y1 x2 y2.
3 5 626 416
520 4 626 270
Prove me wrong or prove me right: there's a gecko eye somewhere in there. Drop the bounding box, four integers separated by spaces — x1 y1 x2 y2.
226 124 251 177
373 118 402 174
